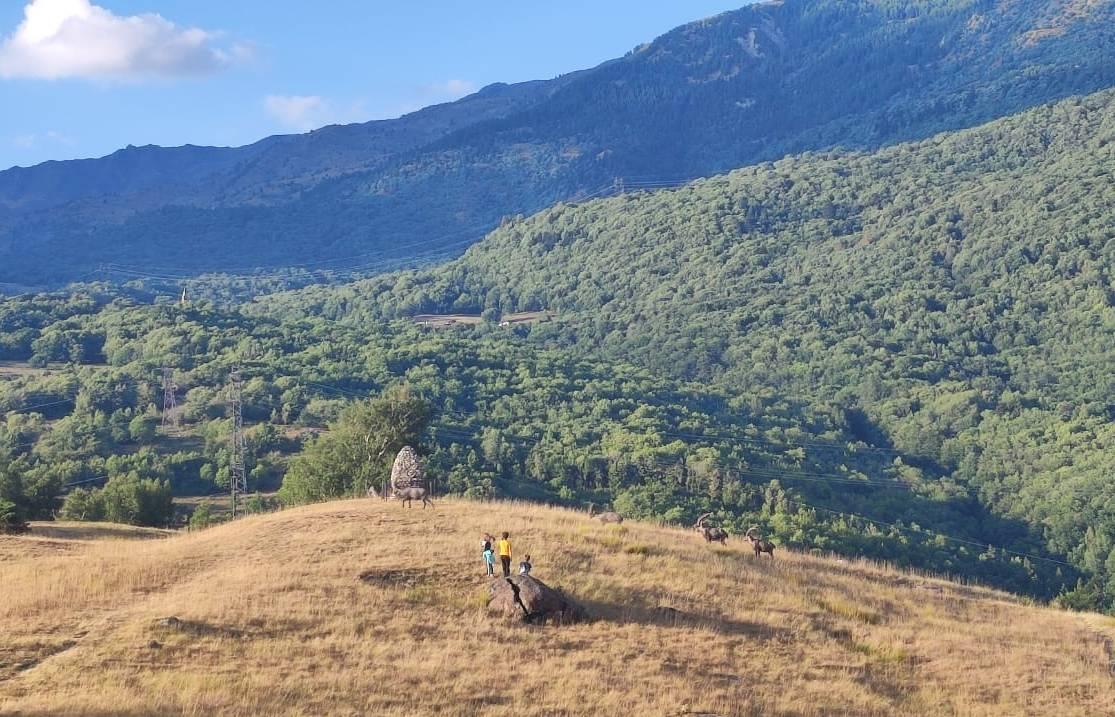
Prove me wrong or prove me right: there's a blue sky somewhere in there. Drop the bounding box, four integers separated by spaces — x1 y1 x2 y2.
0 0 745 170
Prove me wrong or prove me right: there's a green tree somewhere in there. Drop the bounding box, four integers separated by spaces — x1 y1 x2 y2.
60 487 106 521
99 474 174 527
0 498 28 534
189 501 214 531
280 384 430 505
128 415 157 443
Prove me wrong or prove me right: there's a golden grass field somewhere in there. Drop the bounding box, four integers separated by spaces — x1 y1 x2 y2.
1 499 1114 716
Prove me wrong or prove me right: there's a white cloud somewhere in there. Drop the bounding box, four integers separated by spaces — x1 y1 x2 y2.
264 95 377 132
0 0 248 80
264 95 329 131
264 80 478 133
437 79 476 98
11 134 37 149
11 129 74 149
384 79 478 118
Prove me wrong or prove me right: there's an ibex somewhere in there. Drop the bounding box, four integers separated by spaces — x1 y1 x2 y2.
588 503 624 524
745 526 775 558
381 446 434 508
695 512 728 545
393 485 434 509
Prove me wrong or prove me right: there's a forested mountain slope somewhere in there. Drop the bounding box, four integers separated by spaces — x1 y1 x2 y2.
262 87 1115 607
2 0 1114 285
0 285 1071 601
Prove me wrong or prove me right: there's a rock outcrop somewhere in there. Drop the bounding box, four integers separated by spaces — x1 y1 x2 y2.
487 575 587 625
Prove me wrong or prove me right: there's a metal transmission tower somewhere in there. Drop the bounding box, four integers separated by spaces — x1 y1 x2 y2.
228 367 247 518
160 368 178 431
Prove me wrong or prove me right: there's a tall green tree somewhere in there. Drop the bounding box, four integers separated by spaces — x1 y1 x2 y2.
279 385 430 505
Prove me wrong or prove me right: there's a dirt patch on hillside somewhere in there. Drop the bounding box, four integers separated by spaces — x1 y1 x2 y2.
357 568 432 588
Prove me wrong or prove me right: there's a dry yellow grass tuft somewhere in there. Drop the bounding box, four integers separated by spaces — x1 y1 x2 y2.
1 499 1113 716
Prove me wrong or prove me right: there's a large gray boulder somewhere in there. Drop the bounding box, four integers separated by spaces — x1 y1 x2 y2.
487 575 588 625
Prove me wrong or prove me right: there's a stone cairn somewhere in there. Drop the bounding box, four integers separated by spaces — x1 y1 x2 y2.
390 446 426 492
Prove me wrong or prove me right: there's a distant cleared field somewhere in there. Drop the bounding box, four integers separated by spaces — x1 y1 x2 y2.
1 500 1113 716
0 361 112 380
0 361 64 378
411 311 553 329
410 313 485 328
501 311 554 325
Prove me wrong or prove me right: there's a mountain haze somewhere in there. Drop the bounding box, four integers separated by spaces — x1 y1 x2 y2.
2 0 1114 285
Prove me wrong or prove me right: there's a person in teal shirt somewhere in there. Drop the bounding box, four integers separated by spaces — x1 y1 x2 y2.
481 533 495 576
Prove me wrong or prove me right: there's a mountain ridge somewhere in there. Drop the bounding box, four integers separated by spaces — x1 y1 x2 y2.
3 0 1114 285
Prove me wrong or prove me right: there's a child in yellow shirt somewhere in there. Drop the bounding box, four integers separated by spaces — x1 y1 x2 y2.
498 532 512 577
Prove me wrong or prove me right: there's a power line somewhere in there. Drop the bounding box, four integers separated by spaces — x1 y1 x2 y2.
4 396 76 415
299 380 372 398
798 500 1075 569
228 367 246 519
655 427 906 458
62 475 109 488
161 367 179 431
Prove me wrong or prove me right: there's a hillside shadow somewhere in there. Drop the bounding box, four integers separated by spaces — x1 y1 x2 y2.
24 522 172 541
7 712 161 717
581 598 791 641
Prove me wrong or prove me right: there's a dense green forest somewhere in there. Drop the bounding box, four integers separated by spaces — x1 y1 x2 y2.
3 0 1114 285
247 88 1115 609
0 285 1074 600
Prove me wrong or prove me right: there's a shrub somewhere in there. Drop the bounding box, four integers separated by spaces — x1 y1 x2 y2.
60 488 106 521
0 498 29 534
189 501 215 531
100 475 175 527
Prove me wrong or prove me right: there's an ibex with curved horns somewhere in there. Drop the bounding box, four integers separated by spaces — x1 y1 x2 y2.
695 512 728 545
745 526 775 558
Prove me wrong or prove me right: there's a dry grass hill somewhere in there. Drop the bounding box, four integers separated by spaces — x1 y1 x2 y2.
2 500 1114 716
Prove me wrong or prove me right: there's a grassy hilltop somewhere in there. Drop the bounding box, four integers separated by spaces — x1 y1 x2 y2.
2 500 1113 716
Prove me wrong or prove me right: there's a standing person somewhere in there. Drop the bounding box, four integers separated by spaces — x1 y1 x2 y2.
518 554 532 576
481 533 495 577
498 532 512 577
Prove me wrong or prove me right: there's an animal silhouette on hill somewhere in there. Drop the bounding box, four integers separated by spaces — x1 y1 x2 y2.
588 503 624 524
386 446 432 508
746 527 775 558
695 512 728 544
394 485 433 509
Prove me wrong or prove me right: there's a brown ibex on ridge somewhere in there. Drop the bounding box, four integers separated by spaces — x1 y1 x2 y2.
695 512 728 545
394 486 434 509
746 526 775 558
588 503 624 524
